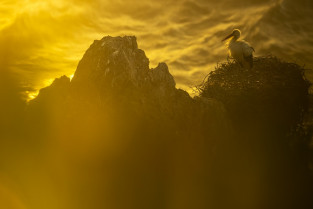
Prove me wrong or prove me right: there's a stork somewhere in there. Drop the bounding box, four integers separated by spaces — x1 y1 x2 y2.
222 29 254 69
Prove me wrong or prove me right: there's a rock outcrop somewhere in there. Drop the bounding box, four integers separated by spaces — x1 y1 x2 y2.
70 36 176 97
30 36 228 132
26 37 313 209
27 36 230 209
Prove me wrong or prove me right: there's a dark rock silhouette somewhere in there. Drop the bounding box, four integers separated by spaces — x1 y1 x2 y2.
26 37 313 209
28 36 230 209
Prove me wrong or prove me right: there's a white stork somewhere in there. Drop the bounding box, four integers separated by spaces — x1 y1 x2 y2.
222 29 255 69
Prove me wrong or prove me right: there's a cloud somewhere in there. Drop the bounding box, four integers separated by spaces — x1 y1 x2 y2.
0 0 312 98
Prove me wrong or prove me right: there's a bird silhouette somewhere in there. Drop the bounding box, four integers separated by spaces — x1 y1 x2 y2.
222 29 254 69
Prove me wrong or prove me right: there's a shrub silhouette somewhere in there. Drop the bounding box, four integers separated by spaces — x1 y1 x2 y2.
198 56 313 209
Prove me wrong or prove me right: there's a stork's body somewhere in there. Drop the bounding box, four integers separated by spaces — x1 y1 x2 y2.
222 29 254 69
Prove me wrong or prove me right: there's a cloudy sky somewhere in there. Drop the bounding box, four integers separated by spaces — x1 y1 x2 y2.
1 0 313 99
1 1 313 208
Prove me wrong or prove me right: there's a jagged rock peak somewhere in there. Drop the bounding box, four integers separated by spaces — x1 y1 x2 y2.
51 75 70 87
150 62 176 89
98 36 138 51
30 75 70 105
71 36 150 88
71 36 176 92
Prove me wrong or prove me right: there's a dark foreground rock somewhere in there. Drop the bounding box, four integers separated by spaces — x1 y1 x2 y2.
24 37 313 209
27 36 230 209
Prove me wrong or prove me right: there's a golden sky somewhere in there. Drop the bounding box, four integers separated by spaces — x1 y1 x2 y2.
1 0 312 99
1 1 313 208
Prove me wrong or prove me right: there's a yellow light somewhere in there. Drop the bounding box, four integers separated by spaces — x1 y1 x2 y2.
26 90 39 102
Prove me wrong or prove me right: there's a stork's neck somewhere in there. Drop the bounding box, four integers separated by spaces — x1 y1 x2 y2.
230 36 239 43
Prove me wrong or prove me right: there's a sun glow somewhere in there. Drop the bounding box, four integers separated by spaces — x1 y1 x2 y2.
25 90 39 102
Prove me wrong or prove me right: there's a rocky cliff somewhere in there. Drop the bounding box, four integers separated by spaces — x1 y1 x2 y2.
26 36 313 209
27 36 230 209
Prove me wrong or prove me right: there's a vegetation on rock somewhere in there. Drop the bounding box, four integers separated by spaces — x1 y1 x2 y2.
198 56 313 209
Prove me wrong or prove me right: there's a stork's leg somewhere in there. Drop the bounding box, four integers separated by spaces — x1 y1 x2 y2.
227 55 230 62
244 55 253 69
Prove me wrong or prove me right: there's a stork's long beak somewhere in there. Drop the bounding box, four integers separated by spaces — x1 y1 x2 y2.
222 33 234 42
